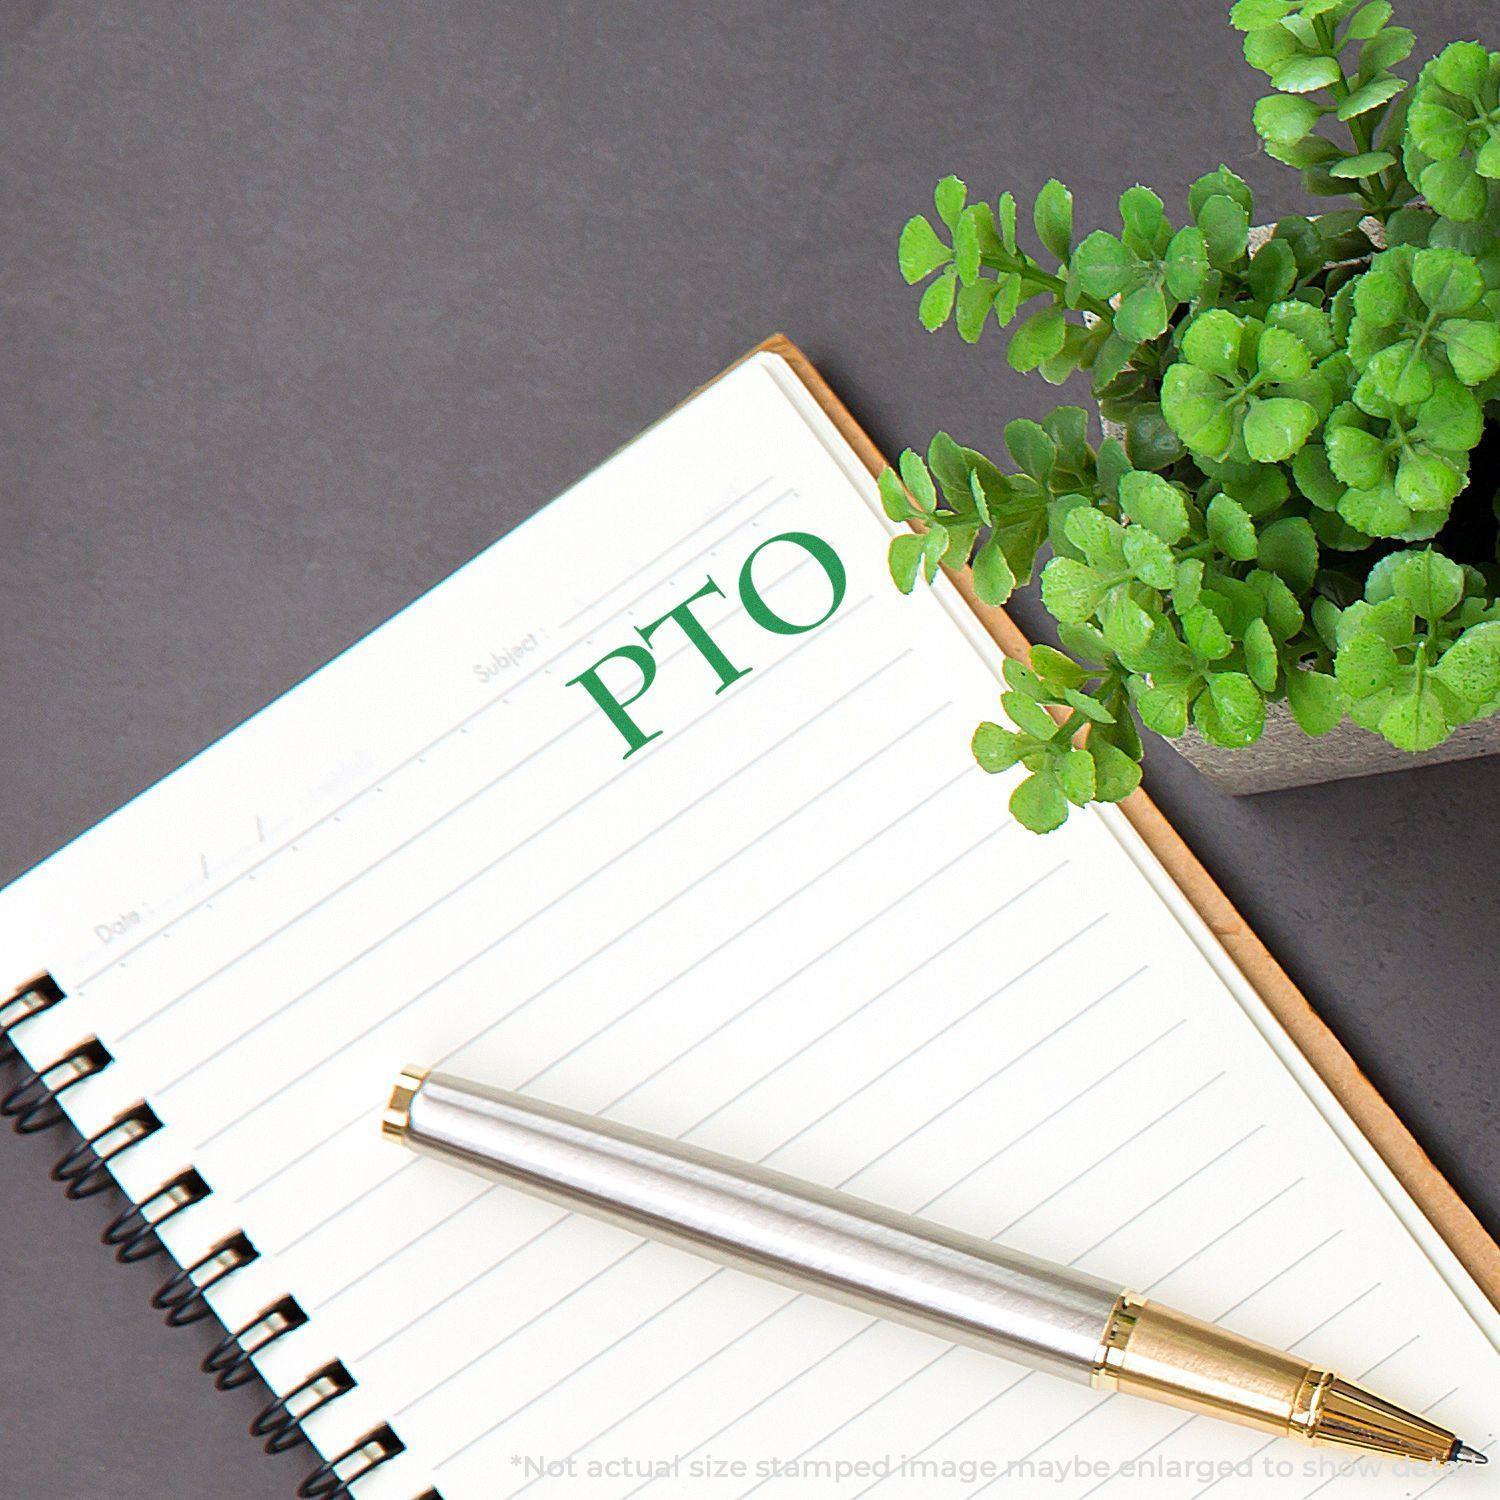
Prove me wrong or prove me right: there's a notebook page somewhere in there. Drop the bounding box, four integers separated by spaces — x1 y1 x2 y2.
0 352 1492 1500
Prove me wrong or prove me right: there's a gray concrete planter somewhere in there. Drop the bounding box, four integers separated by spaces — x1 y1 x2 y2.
1166 701 1500 795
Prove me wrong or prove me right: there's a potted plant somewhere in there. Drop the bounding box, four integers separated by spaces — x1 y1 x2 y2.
884 0 1500 830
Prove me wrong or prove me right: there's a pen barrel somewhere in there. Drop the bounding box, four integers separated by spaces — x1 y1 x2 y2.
389 1069 1121 1383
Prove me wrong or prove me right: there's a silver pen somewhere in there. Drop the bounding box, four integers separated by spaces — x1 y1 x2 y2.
384 1067 1484 1467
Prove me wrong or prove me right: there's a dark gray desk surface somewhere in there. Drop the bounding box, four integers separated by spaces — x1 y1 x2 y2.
1 3 1494 1496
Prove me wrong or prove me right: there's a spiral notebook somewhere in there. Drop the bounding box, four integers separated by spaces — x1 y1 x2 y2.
2 339 1496 1500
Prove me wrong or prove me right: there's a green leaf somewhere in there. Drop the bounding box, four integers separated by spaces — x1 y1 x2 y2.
1004 689 1059 741
1030 644 1090 690
1183 309 1244 379
1057 621 1111 666
933 175 967 231
1244 396 1318 462
888 533 924 593
1058 747 1097 806
877 468 914 522
1335 632 1400 696
1034 178 1074 261
1230 0 1292 29
1396 450 1464 513
1379 548 1465 620
1206 672 1267 745
1161 363 1236 458
1336 74 1405 118
1118 470 1190 543
919 523 950 583
1174 558 1205 613
1116 282 1169 343
1189 165 1255 219
1010 770 1070 833
971 537 1018 605
1164 226 1210 299
1415 378 1483 451
1436 319 1500 385
1065 506 1127 570
1089 738 1143 801
1326 424 1387 487
1330 150 1398 178
1412 248 1484 315
1070 230 1133 298
954 279 997 342
1420 158 1487 221
1137 681 1190 737
1207 492 1259 561
1345 2 1392 40
1199 194 1250 268
918 268 958 330
1004 418 1056 482
898 449 937 514
1244 617 1279 692
1124 404 1186 472
1123 524 1177 589
1008 306 1068 372
1254 93 1322 144
1256 515 1320 593
1040 556 1110 623
1271 55 1342 93
899 216 952 284
1182 603 1233 661
1379 682 1450 751
1249 568 1305 639
1247 239 1297 303
1285 666 1344 734
1100 591 1155 659
1430 39 1491 95
1432 622 1500 710
1256 326 1313 382
1359 24 1415 75
926 431 969 497
997 191 1017 251
1119 186 1167 255
972 721 1026 773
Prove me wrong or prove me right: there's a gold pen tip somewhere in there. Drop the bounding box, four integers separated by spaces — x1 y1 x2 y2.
1452 1442 1488 1465
382 1065 430 1142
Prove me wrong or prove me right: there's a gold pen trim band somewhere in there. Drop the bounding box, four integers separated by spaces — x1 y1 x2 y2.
382 1065 428 1143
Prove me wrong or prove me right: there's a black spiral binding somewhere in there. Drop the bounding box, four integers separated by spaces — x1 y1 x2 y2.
2 974 436 1500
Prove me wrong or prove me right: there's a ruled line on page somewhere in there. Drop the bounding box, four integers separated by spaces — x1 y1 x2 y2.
234 719 953 1219
291 781 1008 1289
144 559 857 1096
339 819 1031 1360
445 948 1140 1482
112 543 823 1046
612 1081 1282 1500
193 598 889 1154
75 478 793 989
253 698 963 1241
674 860 1076 1143
581 1041 1209 1498
428 992 1189 1490
431 1001 1164 1478
556 478 778 631
755 1131 1282 1500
